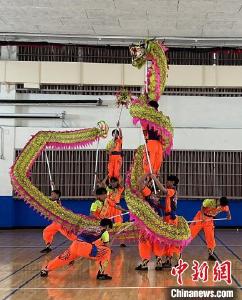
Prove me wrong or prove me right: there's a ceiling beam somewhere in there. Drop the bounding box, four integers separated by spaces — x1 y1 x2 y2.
2 33 242 47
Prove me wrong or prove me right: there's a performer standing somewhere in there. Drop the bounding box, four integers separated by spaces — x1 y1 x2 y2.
138 174 163 216
143 101 164 174
106 177 128 247
151 174 181 268
90 187 108 219
40 190 77 253
107 122 123 180
104 177 126 223
135 175 164 271
190 197 231 260
90 185 127 222
40 218 113 280
94 176 128 247
135 234 164 271
150 174 179 223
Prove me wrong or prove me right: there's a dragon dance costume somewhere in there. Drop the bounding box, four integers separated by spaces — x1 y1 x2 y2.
41 219 113 280
10 40 191 279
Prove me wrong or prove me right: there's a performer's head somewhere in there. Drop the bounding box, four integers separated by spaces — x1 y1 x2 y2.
100 218 113 230
109 177 119 189
166 175 179 188
219 196 228 207
95 187 107 202
148 100 159 111
112 129 120 139
50 190 61 201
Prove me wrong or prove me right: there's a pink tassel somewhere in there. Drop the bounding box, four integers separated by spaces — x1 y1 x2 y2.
130 213 191 249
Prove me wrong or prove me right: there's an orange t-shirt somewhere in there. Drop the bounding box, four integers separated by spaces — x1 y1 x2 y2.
142 186 164 217
142 186 152 197
112 137 122 152
202 198 229 217
164 188 176 213
142 124 161 141
90 199 105 219
107 186 124 205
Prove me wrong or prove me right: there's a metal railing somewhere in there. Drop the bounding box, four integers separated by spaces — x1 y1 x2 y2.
15 45 242 97
16 84 242 97
164 87 242 97
15 149 242 199
17 44 242 66
16 84 142 96
17 45 131 63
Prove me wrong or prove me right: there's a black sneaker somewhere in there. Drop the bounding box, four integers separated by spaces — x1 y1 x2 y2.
40 270 48 277
208 254 217 261
155 257 163 270
96 272 112 280
171 257 179 267
162 261 172 269
155 265 163 271
40 247 52 253
135 264 148 271
120 243 126 247
172 259 179 268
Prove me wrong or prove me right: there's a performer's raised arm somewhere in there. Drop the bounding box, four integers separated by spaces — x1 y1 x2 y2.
116 121 122 138
137 174 150 192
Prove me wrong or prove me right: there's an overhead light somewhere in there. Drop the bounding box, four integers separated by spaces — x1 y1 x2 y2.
97 98 103 106
0 127 4 160
213 52 217 66
0 112 65 119
0 99 104 106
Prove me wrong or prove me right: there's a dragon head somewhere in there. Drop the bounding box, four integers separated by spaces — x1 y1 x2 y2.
97 120 109 138
129 40 147 68
129 39 158 68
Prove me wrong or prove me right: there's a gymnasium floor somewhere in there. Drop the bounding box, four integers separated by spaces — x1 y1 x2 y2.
0 229 241 300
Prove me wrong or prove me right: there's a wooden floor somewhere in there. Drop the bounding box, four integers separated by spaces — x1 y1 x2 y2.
0 229 241 300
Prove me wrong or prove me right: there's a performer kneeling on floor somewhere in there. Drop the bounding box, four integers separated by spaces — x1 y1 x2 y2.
190 197 231 261
40 218 113 280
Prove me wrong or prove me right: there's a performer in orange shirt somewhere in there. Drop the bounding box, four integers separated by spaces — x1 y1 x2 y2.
106 177 128 247
94 176 128 247
135 175 164 271
90 184 127 223
151 174 180 268
143 101 163 175
40 218 113 280
190 197 231 260
138 174 163 216
105 177 126 223
107 122 123 180
151 174 179 222
40 190 77 253
90 187 108 219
